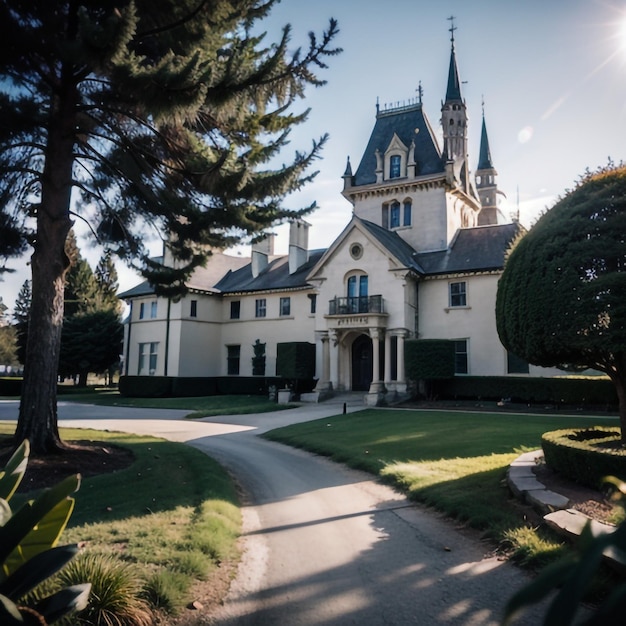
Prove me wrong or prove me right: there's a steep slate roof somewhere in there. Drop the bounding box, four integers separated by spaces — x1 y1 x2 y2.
357 218 425 273
118 251 248 299
415 222 523 275
353 103 443 186
214 249 325 293
477 115 494 171
445 42 463 102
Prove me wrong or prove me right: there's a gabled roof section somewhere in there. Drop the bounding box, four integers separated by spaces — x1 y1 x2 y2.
118 251 249 299
215 249 325 294
353 103 443 186
477 115 494 171
118 281 156 299
358 219 424 273
415 223 524 275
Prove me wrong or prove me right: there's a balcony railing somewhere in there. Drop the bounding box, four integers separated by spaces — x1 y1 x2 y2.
328 295 384 315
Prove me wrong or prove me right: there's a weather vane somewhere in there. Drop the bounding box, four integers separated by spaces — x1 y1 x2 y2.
417 81 423 104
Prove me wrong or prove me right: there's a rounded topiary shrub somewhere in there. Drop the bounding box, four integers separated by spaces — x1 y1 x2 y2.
541 427 626 490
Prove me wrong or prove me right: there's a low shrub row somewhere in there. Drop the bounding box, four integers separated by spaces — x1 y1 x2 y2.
118 375 316 398
0 377 22 396
541 427 626 489
433 375 617 408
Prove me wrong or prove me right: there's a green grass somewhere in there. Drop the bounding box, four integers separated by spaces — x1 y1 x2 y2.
0 423 241 617
58 389 291 418
263 408 620 564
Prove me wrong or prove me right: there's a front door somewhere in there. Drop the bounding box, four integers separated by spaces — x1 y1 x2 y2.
351 334 372 391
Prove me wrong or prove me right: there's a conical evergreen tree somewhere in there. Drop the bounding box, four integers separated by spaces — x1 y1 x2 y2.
0 1 340 452
12 281 31 366
94 251 121 314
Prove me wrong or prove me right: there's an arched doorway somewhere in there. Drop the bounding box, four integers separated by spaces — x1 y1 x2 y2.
351 334 372 391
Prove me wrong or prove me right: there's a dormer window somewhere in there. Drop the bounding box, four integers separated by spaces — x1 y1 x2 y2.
384 133 408 180
389 155 401 179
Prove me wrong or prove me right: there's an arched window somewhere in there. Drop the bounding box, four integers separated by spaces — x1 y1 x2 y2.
403 200 412 226
389 201 400 228
389 155 401 178
347 273 368 313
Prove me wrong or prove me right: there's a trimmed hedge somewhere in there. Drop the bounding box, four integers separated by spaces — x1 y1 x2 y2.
276 342 316 380
119 375 173 398
0 377 22 396
433 375 617 407
405 339 455 380
542 427 626 489
118 375 316 398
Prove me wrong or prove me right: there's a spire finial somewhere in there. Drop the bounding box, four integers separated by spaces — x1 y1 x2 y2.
447 15 456 45
417 81 423 104
481 94 485 117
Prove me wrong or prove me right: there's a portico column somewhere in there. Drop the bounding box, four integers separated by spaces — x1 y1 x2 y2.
396 331 406 383
395 330 408 394
329 330 339 390
314 331 332 393
371 328 380 383
384 331 392 385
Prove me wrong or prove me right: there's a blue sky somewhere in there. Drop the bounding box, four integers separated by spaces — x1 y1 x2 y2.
2 0 626 314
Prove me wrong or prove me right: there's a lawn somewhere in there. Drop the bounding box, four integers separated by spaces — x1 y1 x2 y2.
263 407 621 566
58 388 290 418
0 423 241 621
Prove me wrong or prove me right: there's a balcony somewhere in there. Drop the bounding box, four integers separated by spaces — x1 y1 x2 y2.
328 295 384 315
325 295 387 330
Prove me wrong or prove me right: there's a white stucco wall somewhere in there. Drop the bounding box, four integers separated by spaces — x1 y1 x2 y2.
418 273 505 376
221 291 316 377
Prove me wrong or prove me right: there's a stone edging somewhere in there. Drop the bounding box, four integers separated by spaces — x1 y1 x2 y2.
507 450 625 571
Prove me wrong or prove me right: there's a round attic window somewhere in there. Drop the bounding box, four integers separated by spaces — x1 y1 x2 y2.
350 243 363 260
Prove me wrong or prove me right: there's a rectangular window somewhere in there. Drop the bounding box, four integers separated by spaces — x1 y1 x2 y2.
449 281 467 307
280 297 291 316
255 298 266 318
190 300 197 318
309 294 317 314
230 301 240 320
507 351 530 374
150 301 157 318
139 302 145 319
454 340 468 375
138 342 159 376
227 345 240 375
403 201 412 226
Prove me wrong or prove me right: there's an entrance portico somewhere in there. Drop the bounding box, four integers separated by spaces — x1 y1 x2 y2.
315 315 408 405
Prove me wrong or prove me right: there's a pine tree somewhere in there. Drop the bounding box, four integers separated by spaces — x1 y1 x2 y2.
12 281 31 366
94 251 121 314
0 1 339 452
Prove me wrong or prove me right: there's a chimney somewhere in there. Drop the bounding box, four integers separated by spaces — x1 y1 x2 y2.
289 219 310 274
251 233 274 278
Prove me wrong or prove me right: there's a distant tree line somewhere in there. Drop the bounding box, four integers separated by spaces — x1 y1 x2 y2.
12 230 123 386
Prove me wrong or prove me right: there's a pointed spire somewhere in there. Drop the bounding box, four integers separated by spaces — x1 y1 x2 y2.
477 105 494 170
445 16 462 102
343 156 353 177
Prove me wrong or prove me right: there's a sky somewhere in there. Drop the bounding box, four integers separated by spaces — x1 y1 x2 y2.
2 0 626 315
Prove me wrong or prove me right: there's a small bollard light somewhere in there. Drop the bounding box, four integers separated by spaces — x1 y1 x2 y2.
343 402 347 414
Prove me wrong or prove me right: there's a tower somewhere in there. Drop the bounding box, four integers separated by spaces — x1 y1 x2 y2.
441 17 470 195
475 106 504 225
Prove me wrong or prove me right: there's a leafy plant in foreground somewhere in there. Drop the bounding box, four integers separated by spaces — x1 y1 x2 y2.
0 440 90 624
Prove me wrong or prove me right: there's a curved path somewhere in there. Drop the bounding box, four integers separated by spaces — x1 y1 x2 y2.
0 399 551 625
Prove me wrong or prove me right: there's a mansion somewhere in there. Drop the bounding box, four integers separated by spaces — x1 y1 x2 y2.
120 33 554 404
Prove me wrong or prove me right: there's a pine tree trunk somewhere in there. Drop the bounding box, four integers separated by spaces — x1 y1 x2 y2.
14 85 75 454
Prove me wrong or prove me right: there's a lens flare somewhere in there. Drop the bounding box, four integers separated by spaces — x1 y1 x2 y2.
517 126 533 144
